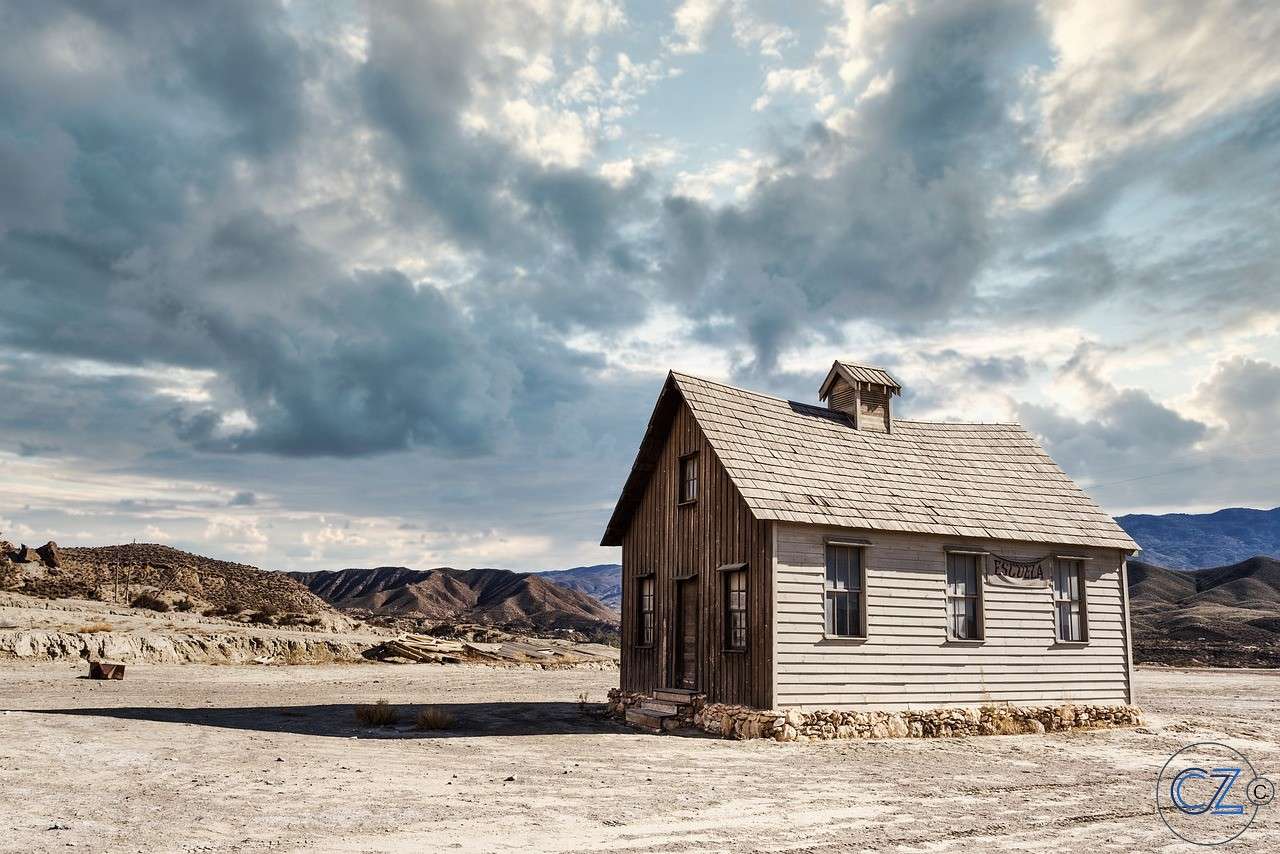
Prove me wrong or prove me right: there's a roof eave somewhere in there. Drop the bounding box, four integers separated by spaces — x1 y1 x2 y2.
599 372 683 547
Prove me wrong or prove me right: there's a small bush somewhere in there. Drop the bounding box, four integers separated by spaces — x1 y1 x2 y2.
131 592 171 613
205 601 248 617
174 598 195 612
354 700 399 727
414 706 456 731
78 621 113 633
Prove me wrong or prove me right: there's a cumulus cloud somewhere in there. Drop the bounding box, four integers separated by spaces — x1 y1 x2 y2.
660 0 1046 372
0 1 1277 567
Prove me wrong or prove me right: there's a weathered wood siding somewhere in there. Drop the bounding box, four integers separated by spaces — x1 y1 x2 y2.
620 398 773 708
826 377 890 432
857 385 890 433
773 524 1132 710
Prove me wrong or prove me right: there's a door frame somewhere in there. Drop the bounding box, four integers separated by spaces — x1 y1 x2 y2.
673 575 700 690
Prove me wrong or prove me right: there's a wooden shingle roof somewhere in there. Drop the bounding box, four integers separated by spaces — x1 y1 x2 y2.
601 371 1138 551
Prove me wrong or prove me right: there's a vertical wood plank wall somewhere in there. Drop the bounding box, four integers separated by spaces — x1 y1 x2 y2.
773 523 1132 710
620 398 773 708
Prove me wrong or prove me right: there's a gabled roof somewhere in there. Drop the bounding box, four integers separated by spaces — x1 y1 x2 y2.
601 371 1138 551
818 361 902 400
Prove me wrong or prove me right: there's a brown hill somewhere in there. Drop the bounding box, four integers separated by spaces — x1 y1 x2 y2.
290 566 619 632
5 542 332 616
1128 555 1280 666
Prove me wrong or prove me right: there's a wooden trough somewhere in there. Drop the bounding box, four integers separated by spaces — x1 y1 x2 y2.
88 660 126 680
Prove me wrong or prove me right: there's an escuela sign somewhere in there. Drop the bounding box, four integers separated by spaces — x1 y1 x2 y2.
987 554 1050 587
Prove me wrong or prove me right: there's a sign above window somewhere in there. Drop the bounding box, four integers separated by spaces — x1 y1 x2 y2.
986 554 1052 587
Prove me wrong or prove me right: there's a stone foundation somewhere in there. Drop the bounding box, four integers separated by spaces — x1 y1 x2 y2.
606 688 650 718
694 702 1143 741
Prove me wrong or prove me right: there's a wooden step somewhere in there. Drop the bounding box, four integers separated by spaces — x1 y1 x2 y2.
625 707 673 732
653 688 698 704
640 699 681 715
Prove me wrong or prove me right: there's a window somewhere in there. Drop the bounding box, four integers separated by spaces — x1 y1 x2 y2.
1053 559 1088 642
638 576 655 646
946 553 983 640
678 453 698 503
724 569 747 650
824 543 865 638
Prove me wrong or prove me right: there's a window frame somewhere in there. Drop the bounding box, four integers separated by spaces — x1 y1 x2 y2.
677 452 699 505
944 551 986 642
722 567 748 652
823 541 868 640
636 574 655 648
1052 558 1089 644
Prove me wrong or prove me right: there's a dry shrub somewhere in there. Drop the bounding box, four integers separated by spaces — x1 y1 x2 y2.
131 592 171 613
78 621 113 634
354 699 399 727
994 717 1027 736
247 608 278 625
174 598 195 612
414 705 456 731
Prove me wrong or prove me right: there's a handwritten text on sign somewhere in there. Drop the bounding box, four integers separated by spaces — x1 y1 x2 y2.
988 555 1051 587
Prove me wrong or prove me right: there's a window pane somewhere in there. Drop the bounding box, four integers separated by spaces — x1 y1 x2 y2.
825 548 840 590
848 548 861 591
849 592 862 636
825 594 834 634
835 593 849 636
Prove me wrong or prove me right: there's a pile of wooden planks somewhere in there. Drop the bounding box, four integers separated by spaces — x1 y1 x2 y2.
363 633 619 668
364 634 465 664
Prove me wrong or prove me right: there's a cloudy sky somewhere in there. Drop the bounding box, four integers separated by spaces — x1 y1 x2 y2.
1 0 1277 572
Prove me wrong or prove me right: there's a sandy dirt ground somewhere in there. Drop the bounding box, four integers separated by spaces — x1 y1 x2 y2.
1 663 1276 853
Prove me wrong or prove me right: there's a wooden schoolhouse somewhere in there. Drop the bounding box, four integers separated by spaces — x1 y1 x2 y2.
601 361 1138 718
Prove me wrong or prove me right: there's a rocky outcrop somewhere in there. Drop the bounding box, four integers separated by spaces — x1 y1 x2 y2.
0 629 369 665
693 702 1144 741
36 541 62 568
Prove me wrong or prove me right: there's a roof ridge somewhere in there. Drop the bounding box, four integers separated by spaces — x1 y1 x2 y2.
672 371 1027 430
894 418 1027 428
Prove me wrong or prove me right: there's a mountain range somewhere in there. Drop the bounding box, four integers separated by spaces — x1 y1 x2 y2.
1116 506 1280 569
1127 555 1280 667
287 565 619 633
535 564 622 610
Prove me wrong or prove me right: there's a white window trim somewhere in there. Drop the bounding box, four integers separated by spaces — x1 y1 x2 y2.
1052 557 1090 645
822 539 869 641
944 550 986 643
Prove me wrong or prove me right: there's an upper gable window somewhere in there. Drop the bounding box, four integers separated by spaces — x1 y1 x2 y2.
678 453 698 504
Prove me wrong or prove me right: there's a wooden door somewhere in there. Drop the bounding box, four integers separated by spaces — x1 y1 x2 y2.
675 580 698 689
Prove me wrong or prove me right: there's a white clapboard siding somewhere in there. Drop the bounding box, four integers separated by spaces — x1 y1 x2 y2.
772 523 1133 711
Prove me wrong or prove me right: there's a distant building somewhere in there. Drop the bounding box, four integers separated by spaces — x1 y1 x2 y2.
601 361 1137 713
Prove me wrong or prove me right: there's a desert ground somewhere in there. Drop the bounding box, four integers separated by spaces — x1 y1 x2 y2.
1 664 1276 854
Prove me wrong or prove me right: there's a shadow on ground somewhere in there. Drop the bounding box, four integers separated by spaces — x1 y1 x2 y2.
12 701 634 739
